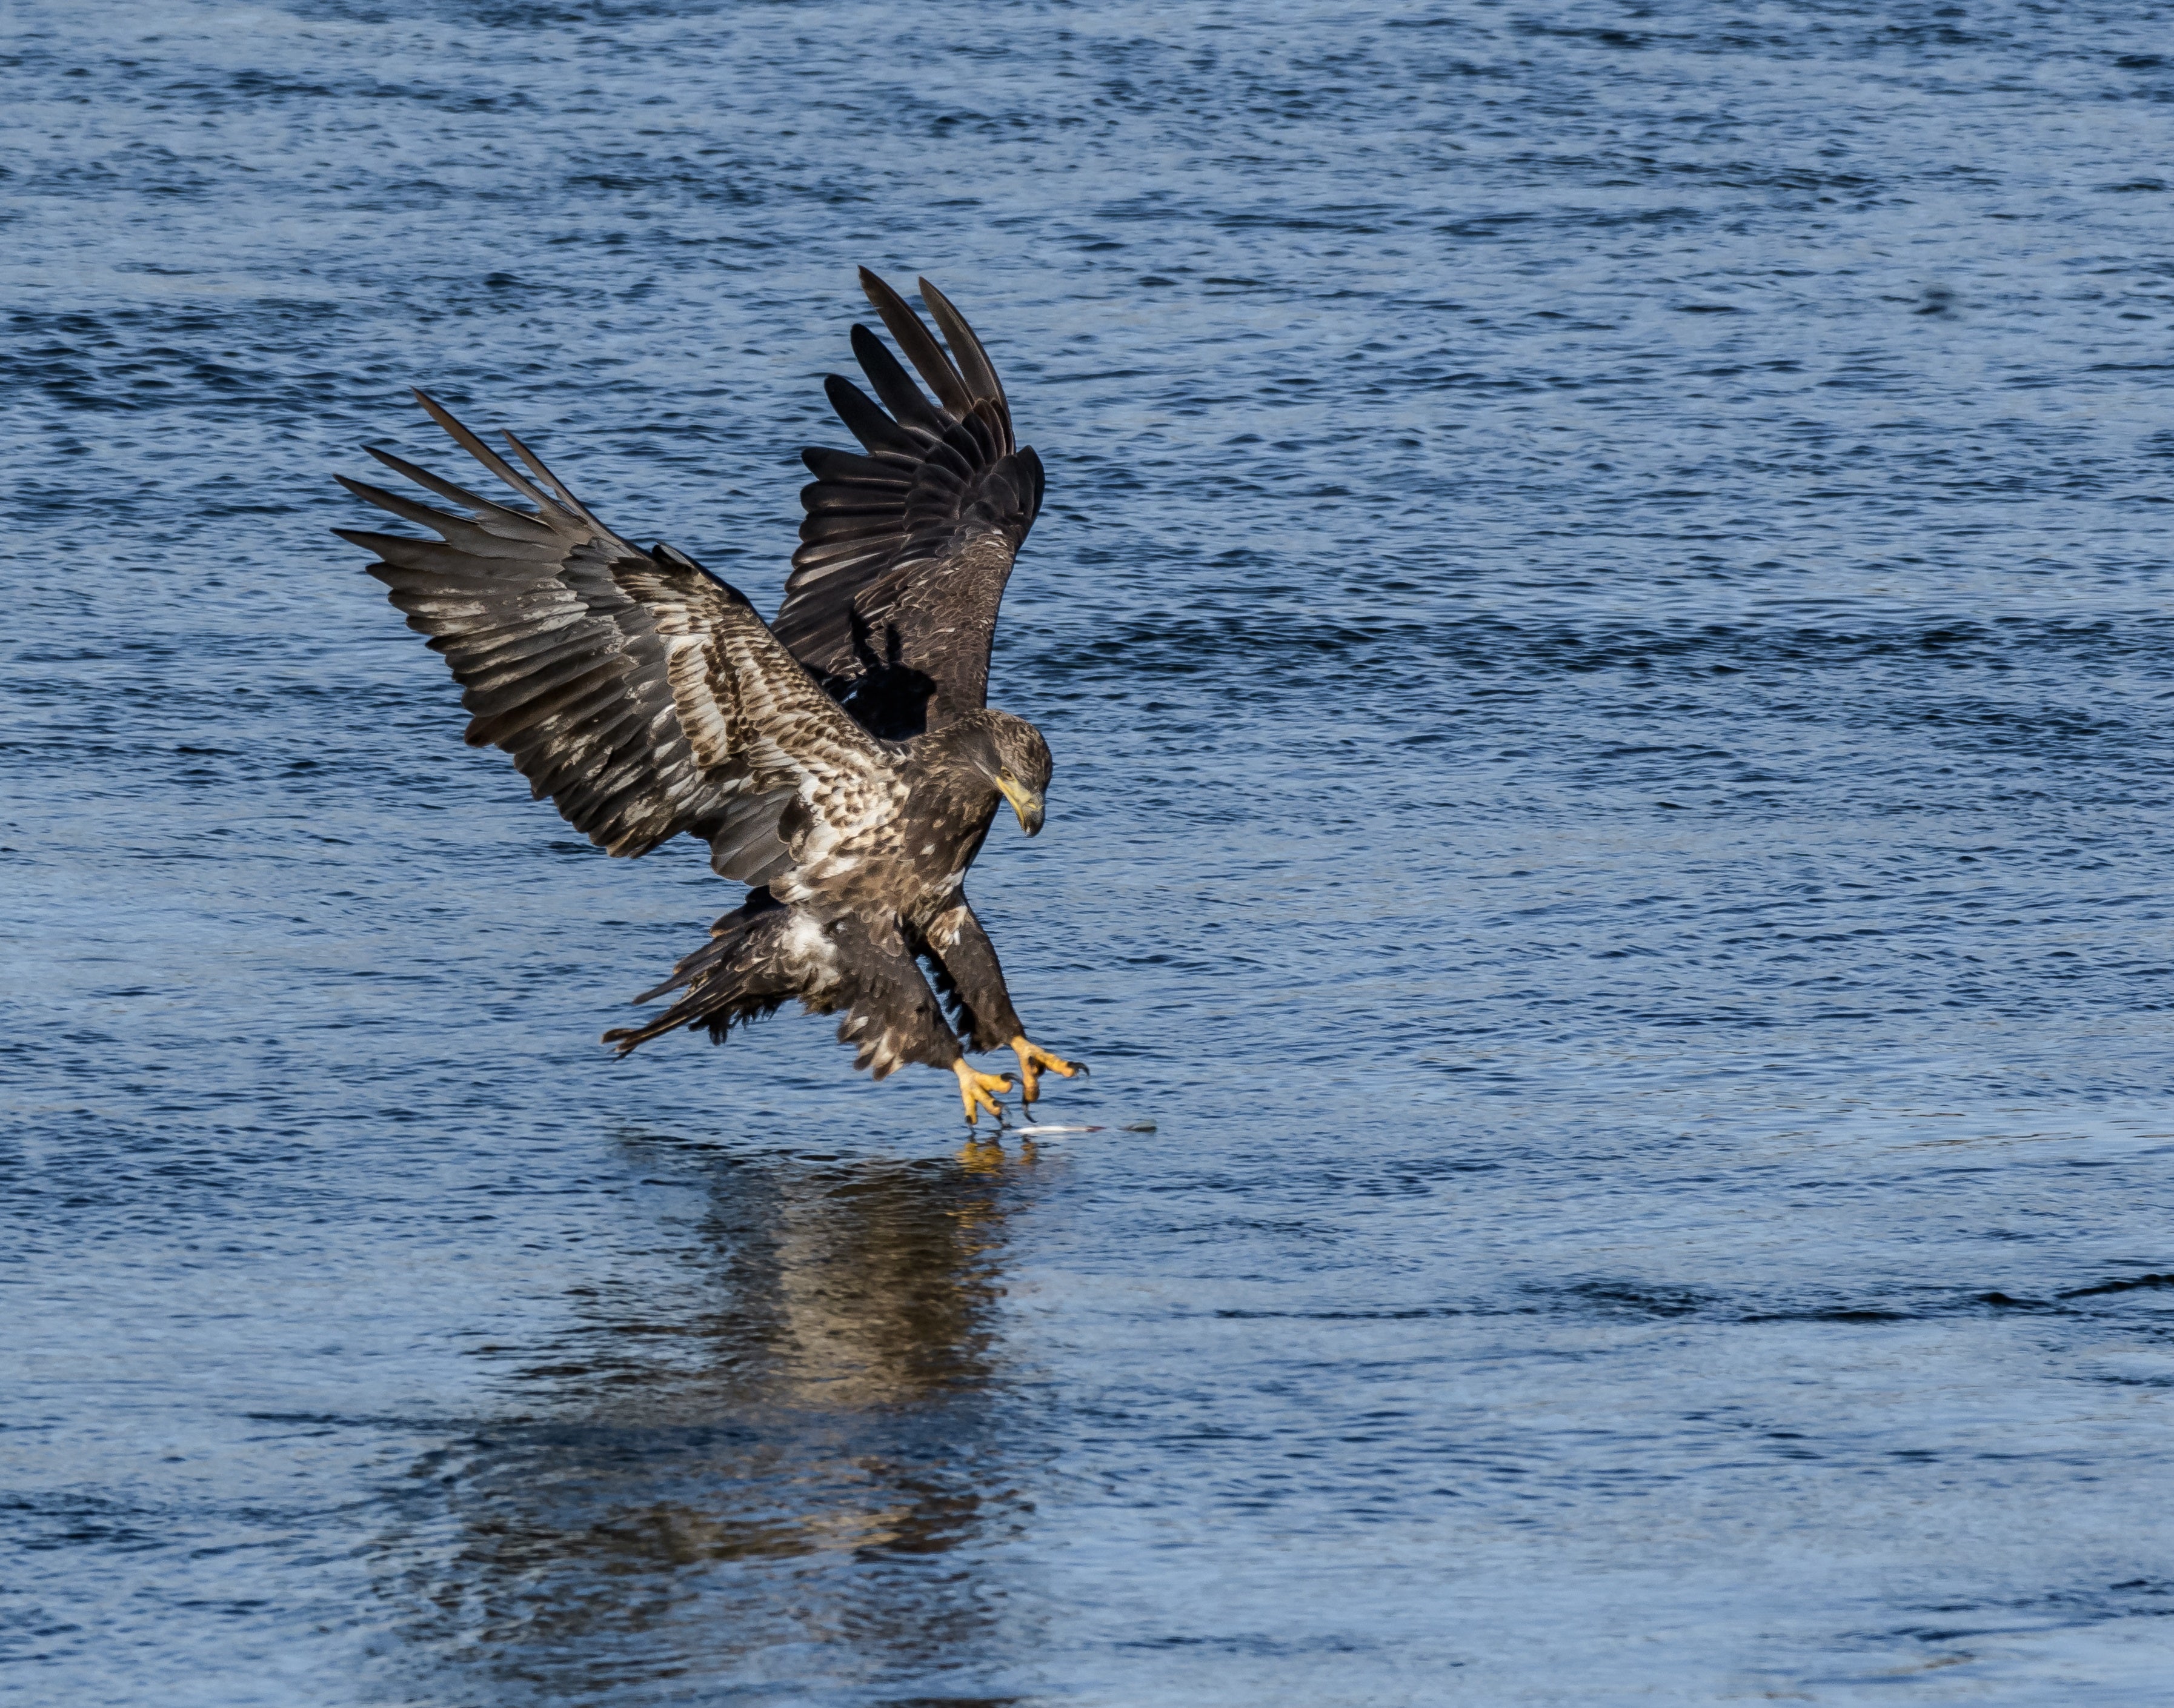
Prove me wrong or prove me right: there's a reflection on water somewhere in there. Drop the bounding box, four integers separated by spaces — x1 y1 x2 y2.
19 1 2174 1698
374 1141 1047 1704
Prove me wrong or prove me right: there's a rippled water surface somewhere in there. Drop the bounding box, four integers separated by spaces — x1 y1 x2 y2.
9 2 2174 1702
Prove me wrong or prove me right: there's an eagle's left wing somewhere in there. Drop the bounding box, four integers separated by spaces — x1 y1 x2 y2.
771 269 1044 738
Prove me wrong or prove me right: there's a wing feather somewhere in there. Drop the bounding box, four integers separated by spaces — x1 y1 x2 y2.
362 445 562 540
918 277 1009 417
771 270 1044 738
824 374 927 459
848 322 950 434
337 394 887 881
858 268 974 416
333 477 559 559
802 446 916 487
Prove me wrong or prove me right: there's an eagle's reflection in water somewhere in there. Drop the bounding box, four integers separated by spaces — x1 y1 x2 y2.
379 1140 1049 1704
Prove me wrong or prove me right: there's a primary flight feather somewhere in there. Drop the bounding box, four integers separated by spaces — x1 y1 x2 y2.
335 269 1080 1126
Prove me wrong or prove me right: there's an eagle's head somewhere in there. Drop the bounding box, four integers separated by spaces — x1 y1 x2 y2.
956 709 1052 836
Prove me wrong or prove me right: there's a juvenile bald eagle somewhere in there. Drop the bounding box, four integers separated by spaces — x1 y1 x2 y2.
334 270 1081 1125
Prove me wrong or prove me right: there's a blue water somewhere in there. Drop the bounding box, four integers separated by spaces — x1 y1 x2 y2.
8 2 2174 1702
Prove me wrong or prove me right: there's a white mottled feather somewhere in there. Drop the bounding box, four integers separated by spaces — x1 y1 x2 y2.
614 554 900 859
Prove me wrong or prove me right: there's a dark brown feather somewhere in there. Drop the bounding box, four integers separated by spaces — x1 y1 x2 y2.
857 267 972 415
362 445 562 540
772 271 1043 737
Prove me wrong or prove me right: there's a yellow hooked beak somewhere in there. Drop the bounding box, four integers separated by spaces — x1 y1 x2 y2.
996 772 1045 837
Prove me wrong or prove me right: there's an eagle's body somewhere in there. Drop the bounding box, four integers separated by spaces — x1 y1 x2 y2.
335 271 1079 1124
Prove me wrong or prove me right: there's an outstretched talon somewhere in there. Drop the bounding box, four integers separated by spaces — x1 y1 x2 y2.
953 1058 1016 1127
1009 1035 1085 1106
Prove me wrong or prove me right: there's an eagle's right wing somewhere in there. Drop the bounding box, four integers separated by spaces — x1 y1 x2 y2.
337 393 888 885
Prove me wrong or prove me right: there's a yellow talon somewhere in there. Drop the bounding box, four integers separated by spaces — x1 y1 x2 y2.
1008 1034 1083 1105
952 1058 1015 1126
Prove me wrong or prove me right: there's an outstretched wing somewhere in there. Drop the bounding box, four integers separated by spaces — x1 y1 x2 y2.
771 268 1045 738
336 394 888 885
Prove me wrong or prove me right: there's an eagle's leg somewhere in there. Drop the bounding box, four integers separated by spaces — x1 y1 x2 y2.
1009 1036 1083 1106
824 913 1021 1126
1013 1030 1087 1099
923 894 1086 1107
954 1060 1017 1127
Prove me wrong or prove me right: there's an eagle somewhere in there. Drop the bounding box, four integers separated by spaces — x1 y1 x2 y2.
334 270 1083 1127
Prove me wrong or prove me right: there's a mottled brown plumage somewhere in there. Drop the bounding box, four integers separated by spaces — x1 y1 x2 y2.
335 270 1080 1124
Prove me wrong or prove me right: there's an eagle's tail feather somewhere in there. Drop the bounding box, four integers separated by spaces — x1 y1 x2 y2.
604 896 963 1082
603 889 796 1056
